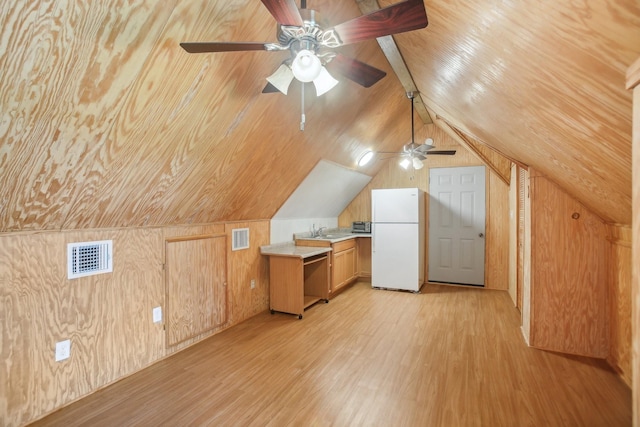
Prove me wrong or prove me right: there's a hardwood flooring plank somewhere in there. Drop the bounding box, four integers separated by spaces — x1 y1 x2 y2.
31 282 631 426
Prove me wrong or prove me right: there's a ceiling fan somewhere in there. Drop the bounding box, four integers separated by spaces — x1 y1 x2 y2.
179 0 428 98
358 92 456 169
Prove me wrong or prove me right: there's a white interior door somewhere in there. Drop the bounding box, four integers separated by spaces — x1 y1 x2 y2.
428 166 486 286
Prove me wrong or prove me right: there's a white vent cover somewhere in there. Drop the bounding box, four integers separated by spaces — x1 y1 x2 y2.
67 240 113 279
232 228 249 251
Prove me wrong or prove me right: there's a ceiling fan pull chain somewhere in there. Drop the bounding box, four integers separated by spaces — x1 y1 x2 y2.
300 83 306 131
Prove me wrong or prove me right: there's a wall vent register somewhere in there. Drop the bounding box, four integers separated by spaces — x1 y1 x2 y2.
67 240 113 279
232 228 250 251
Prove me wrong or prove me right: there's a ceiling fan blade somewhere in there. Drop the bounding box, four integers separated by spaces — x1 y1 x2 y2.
180 42 271 53
414 144 434 154
327 54 386 88
328 0 428 46
261 0 304 26
428 150 457 155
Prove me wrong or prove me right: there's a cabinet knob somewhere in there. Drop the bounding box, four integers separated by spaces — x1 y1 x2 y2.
479 233 484 238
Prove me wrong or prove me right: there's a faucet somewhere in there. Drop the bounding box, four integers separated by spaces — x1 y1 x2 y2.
311 224 326 238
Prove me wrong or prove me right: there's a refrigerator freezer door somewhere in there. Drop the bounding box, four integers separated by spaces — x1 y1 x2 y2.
372 188 420 223
372 223 420 291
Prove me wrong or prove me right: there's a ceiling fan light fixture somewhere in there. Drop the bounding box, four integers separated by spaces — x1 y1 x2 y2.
412 157 424 170
291 49 322 82
266 64 294 95
357 150 374 167
400 158 411 169
313 66 339 96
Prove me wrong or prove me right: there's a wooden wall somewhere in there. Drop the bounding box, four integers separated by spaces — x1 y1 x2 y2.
528 170 609 358
507 165 518 305
607 225 633 386
0 220 270 426
485 168 510 291
626 56 640 427
339 123 511 289
522 168 532 344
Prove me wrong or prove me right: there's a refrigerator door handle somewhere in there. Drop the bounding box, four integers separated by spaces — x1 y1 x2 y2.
372 227 375 253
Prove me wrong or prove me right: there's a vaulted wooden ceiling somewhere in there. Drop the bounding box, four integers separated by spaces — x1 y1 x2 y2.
1 0 639 232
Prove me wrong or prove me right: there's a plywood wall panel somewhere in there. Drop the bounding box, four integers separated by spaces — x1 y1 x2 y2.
0 228 165 427
165 234 227 347
627 59 640 427
0 1 176 232
507 165 518 305
225 221 270 324
529 174 609 357
485 171 510 290
607 225 632 386
1 221 269 426
521 169 532 344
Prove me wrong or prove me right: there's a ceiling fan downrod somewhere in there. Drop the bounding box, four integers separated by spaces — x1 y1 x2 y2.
407 91 417 148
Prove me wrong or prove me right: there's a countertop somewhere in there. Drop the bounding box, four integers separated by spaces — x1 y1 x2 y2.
293 230 371 244
260 231 371 258
260 242 332 259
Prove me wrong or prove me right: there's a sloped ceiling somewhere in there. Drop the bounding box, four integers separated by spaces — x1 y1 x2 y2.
273 160 372 219
1 0 639 232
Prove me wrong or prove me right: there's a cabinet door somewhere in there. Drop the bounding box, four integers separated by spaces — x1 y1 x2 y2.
332 247 357 292
332 250 346 292
345 247 357 282
165 234 227 347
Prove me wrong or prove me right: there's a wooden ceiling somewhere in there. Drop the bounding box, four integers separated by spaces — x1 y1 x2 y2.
1 0 639 232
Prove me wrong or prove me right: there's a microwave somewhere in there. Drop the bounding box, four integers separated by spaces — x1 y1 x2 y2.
352 221 371 233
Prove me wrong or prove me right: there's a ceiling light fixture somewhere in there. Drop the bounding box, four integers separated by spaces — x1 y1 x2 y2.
269 49 337 97
266 64 295 95
291 49 322 82
358 150 374 167
313 66 339 96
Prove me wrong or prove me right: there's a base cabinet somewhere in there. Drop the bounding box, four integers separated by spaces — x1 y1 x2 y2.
357 237 371 278
268 253 329 318
331 239 358 295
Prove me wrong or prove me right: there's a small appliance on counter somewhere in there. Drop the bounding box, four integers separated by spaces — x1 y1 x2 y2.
351 221 371 233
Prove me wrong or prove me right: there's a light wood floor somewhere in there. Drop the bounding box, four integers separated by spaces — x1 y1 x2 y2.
32 281 631 426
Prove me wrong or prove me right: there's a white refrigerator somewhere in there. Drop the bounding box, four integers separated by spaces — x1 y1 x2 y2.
371 188 425 292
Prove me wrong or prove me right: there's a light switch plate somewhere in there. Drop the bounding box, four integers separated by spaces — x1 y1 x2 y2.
153 306 162 323
55 339 71 362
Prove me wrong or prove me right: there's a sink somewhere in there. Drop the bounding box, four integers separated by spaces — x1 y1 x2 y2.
315 233 352 239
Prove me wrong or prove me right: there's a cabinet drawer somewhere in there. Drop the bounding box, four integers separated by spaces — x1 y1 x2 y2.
332 238 356 253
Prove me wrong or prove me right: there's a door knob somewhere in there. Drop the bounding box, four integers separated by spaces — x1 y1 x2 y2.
479 233 484 238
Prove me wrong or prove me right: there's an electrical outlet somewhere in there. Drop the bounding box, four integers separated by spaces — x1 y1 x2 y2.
153 306 162 323
250 279 256 289
55 339 71 362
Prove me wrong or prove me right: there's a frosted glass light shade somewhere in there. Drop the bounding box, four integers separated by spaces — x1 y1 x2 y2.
357 151 374 166
400 158 411 169
291 49 322 82
266 64 295 95
313 67 339 96
412 157 424 169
